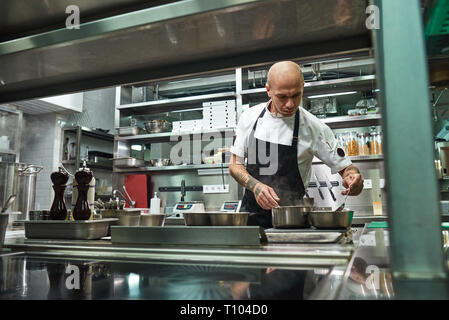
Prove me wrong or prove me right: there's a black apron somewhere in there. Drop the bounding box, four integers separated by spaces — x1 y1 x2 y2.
241 107 306 229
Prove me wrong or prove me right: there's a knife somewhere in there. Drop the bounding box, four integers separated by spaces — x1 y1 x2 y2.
324 175 337 202
314 173 325 200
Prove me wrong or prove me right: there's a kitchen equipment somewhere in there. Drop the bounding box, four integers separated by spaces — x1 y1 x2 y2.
209 212 249 226
14 164 43 220
308 209 353 229
0 162 18 214
140 214 165 226
324 175 337 202
150 192 161 214
183 212 210 226
144 120 172 133
49 167 69 220
300 197 314 207
272 206 310 229
220 200 242 212
111 226 263 246
335 190 350 212
100 209 141 226
68 142 77 160
29 210 50 220
124 174 149 208
172 201 205 218
149 158 171 167
113 157 146 168
1 194 16 213
116 126 141 136
314 173 325 200
21 219 118 240
0 213 8 246
264 228 346 243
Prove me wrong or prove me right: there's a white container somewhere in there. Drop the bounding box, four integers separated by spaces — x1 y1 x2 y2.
150 192 161 214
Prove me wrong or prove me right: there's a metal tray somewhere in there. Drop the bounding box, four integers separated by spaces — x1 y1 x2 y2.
113 157 146 168
264 228 346 243
20 219 118 240
116 126 141 136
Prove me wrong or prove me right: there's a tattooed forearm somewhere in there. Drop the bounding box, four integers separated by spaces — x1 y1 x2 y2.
229 162 261 192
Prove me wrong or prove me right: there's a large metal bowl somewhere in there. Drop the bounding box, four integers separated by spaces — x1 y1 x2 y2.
272 206 310 229
140 214 165 226
183 212 211 226
100 209 141 226
144 120 172 133
209 212 249 226
308 209 354 229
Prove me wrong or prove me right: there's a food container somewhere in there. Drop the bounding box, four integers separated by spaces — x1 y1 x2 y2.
140 214 165 226
116 126 141 136
183 212 211 226
308 209 353 229
113 157 146 168
144 120 172 133
21 219 118 240
100 209 141 226
272 206 310 229
149 158 172 167
209 212 249 226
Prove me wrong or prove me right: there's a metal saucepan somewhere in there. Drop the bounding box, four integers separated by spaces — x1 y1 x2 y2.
277 197 314 207
144 120 172 133
308 209 353 229
272 206 310 229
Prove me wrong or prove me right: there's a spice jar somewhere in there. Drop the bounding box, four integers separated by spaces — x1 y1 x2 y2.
370 132 380 155
347 132 358 156
357 133 370 156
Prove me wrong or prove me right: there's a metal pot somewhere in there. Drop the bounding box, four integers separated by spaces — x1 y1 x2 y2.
308 209 353 229
0 162 18 212
144 120 172 133
272 206 310 229
149 158 171 167
183 212 211 226
14 164 43 220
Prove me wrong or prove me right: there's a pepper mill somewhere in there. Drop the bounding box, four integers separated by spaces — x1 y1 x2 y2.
72 162 93 220
50 167 69 220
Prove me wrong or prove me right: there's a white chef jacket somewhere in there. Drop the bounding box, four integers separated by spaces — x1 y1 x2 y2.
230 101 352 188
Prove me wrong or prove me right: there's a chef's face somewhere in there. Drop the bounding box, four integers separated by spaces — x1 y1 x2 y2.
266 77 304 117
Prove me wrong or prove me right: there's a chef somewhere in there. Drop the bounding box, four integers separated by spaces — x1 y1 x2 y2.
229 61 364 228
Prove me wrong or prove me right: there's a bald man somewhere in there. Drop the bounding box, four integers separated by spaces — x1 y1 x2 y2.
229 61 363 228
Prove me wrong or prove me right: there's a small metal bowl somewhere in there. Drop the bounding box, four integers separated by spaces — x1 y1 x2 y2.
308 210 354 229
209 212 249 226
144 120 172 133
149 158 172 167
140 214 165 226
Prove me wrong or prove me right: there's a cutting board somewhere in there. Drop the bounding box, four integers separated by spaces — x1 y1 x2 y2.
124 174 149 208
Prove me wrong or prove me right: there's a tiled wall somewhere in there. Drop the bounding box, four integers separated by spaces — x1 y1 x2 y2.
19 88 116 210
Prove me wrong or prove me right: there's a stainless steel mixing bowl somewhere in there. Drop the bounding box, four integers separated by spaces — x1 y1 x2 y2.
308 209 353 229
209 212 249 226
140 214 165 226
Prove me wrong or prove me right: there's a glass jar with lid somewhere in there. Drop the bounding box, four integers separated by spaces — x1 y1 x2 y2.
347 132 358 156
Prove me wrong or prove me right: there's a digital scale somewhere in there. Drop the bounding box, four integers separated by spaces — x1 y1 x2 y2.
171 201 205 218
220 200 242 212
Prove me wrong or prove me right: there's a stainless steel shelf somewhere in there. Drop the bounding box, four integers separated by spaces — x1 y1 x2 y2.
117 92 236 113
0 149 17 155
63 126 114 141
240 75 376 97
115 127 235 143
62 160 113 170
114 163 229 173
313 155 383 164
323 114 381 129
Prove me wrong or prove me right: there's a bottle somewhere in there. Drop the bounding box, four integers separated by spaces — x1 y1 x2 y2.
63 138 69 161
150 192 161 214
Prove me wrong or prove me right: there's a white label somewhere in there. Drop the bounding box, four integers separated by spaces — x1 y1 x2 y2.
203 184 229 194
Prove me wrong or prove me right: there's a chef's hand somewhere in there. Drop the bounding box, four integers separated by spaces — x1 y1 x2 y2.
341 171 363 196
252 182 280 210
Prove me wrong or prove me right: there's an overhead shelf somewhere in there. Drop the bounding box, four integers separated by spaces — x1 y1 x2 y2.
116 127 235 143
240 75 376 99
63 126 114 142
114 163 229 173
322 114 381 129
62 160 113 170
313 154 383 164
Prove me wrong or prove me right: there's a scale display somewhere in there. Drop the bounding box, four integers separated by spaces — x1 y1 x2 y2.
220 201 242 212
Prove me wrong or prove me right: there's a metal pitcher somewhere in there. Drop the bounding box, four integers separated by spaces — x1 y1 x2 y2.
13 164 43 220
